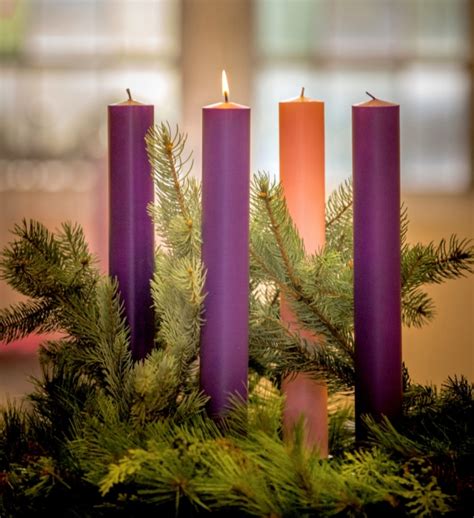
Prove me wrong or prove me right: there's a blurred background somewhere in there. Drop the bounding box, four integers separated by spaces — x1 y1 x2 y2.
1 0 473 402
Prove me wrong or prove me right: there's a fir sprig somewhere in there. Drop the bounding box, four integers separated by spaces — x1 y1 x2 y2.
401 237 474 327
250 172 354 388
403 236 474 288
146 123 201 258
325 178 353 260
0 220 96 299
0 298 56 343
151 253 205 382
94 398 453 517
0 220 98 343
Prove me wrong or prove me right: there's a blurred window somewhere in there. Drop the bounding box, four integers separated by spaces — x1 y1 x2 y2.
0 0 181 192
254 0 472 193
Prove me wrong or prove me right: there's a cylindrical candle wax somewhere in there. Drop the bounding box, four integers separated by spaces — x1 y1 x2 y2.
201 76 250 418
352 94 402 438
280 90 325 250
279 89 328 455
108 91 155 361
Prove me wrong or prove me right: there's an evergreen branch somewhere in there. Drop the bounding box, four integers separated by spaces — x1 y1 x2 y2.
147 123 192 220
365 416 424 458
93 280 134 409
59 279 134 416
0 220 64 298
11 219 62 264
432 236 474 281
146 123 201 258
251 245 353 359
250 172 305 284
368 375 474 484
151 253 205 382
249 308 317 380
93 410 452 517
249 296 355 390
300 300 354 359
402 288 435 328
130 349 180 425
163 125 189 220
400 204 409 248
27 358 97 458
324 179 353 260
0 401 31 469
325 178 353 227
250 173 353 357
441 375 473 405
309 343 356 388
0 299 57 343
402 236 474 291
250 249 286 294
56 222 95 267
256 180 301 290
328 400 355 454
0 220 97 299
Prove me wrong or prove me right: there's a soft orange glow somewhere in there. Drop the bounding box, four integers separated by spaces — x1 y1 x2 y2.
221 69 229 102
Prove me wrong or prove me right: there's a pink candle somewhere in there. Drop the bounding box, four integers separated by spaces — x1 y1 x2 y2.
279 88 328 456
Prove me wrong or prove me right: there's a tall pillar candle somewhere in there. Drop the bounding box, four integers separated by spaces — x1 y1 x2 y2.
279 89 328 456
352 93 402 438
200 72 250 418
108 90 155 361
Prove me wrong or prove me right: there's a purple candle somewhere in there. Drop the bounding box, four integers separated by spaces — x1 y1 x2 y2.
352 93 402 437
108 90 155 361
200 71 250 418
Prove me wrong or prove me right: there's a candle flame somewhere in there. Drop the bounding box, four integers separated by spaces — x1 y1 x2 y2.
222 70 229 102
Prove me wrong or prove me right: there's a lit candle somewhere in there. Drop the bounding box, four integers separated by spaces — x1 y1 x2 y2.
352 92 402 438
279 88 328 456
108 89 155 361
200 71 251 418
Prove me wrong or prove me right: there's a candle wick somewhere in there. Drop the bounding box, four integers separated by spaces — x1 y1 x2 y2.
224 91 229 103
365 91 377 101
300 87 305 98
126 88 133 102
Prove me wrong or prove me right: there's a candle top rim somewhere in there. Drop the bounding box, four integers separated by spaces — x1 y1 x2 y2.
280 95 323 104
204 101 249 110
111 89 151 107
111 98 152 107
354 98 399 108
